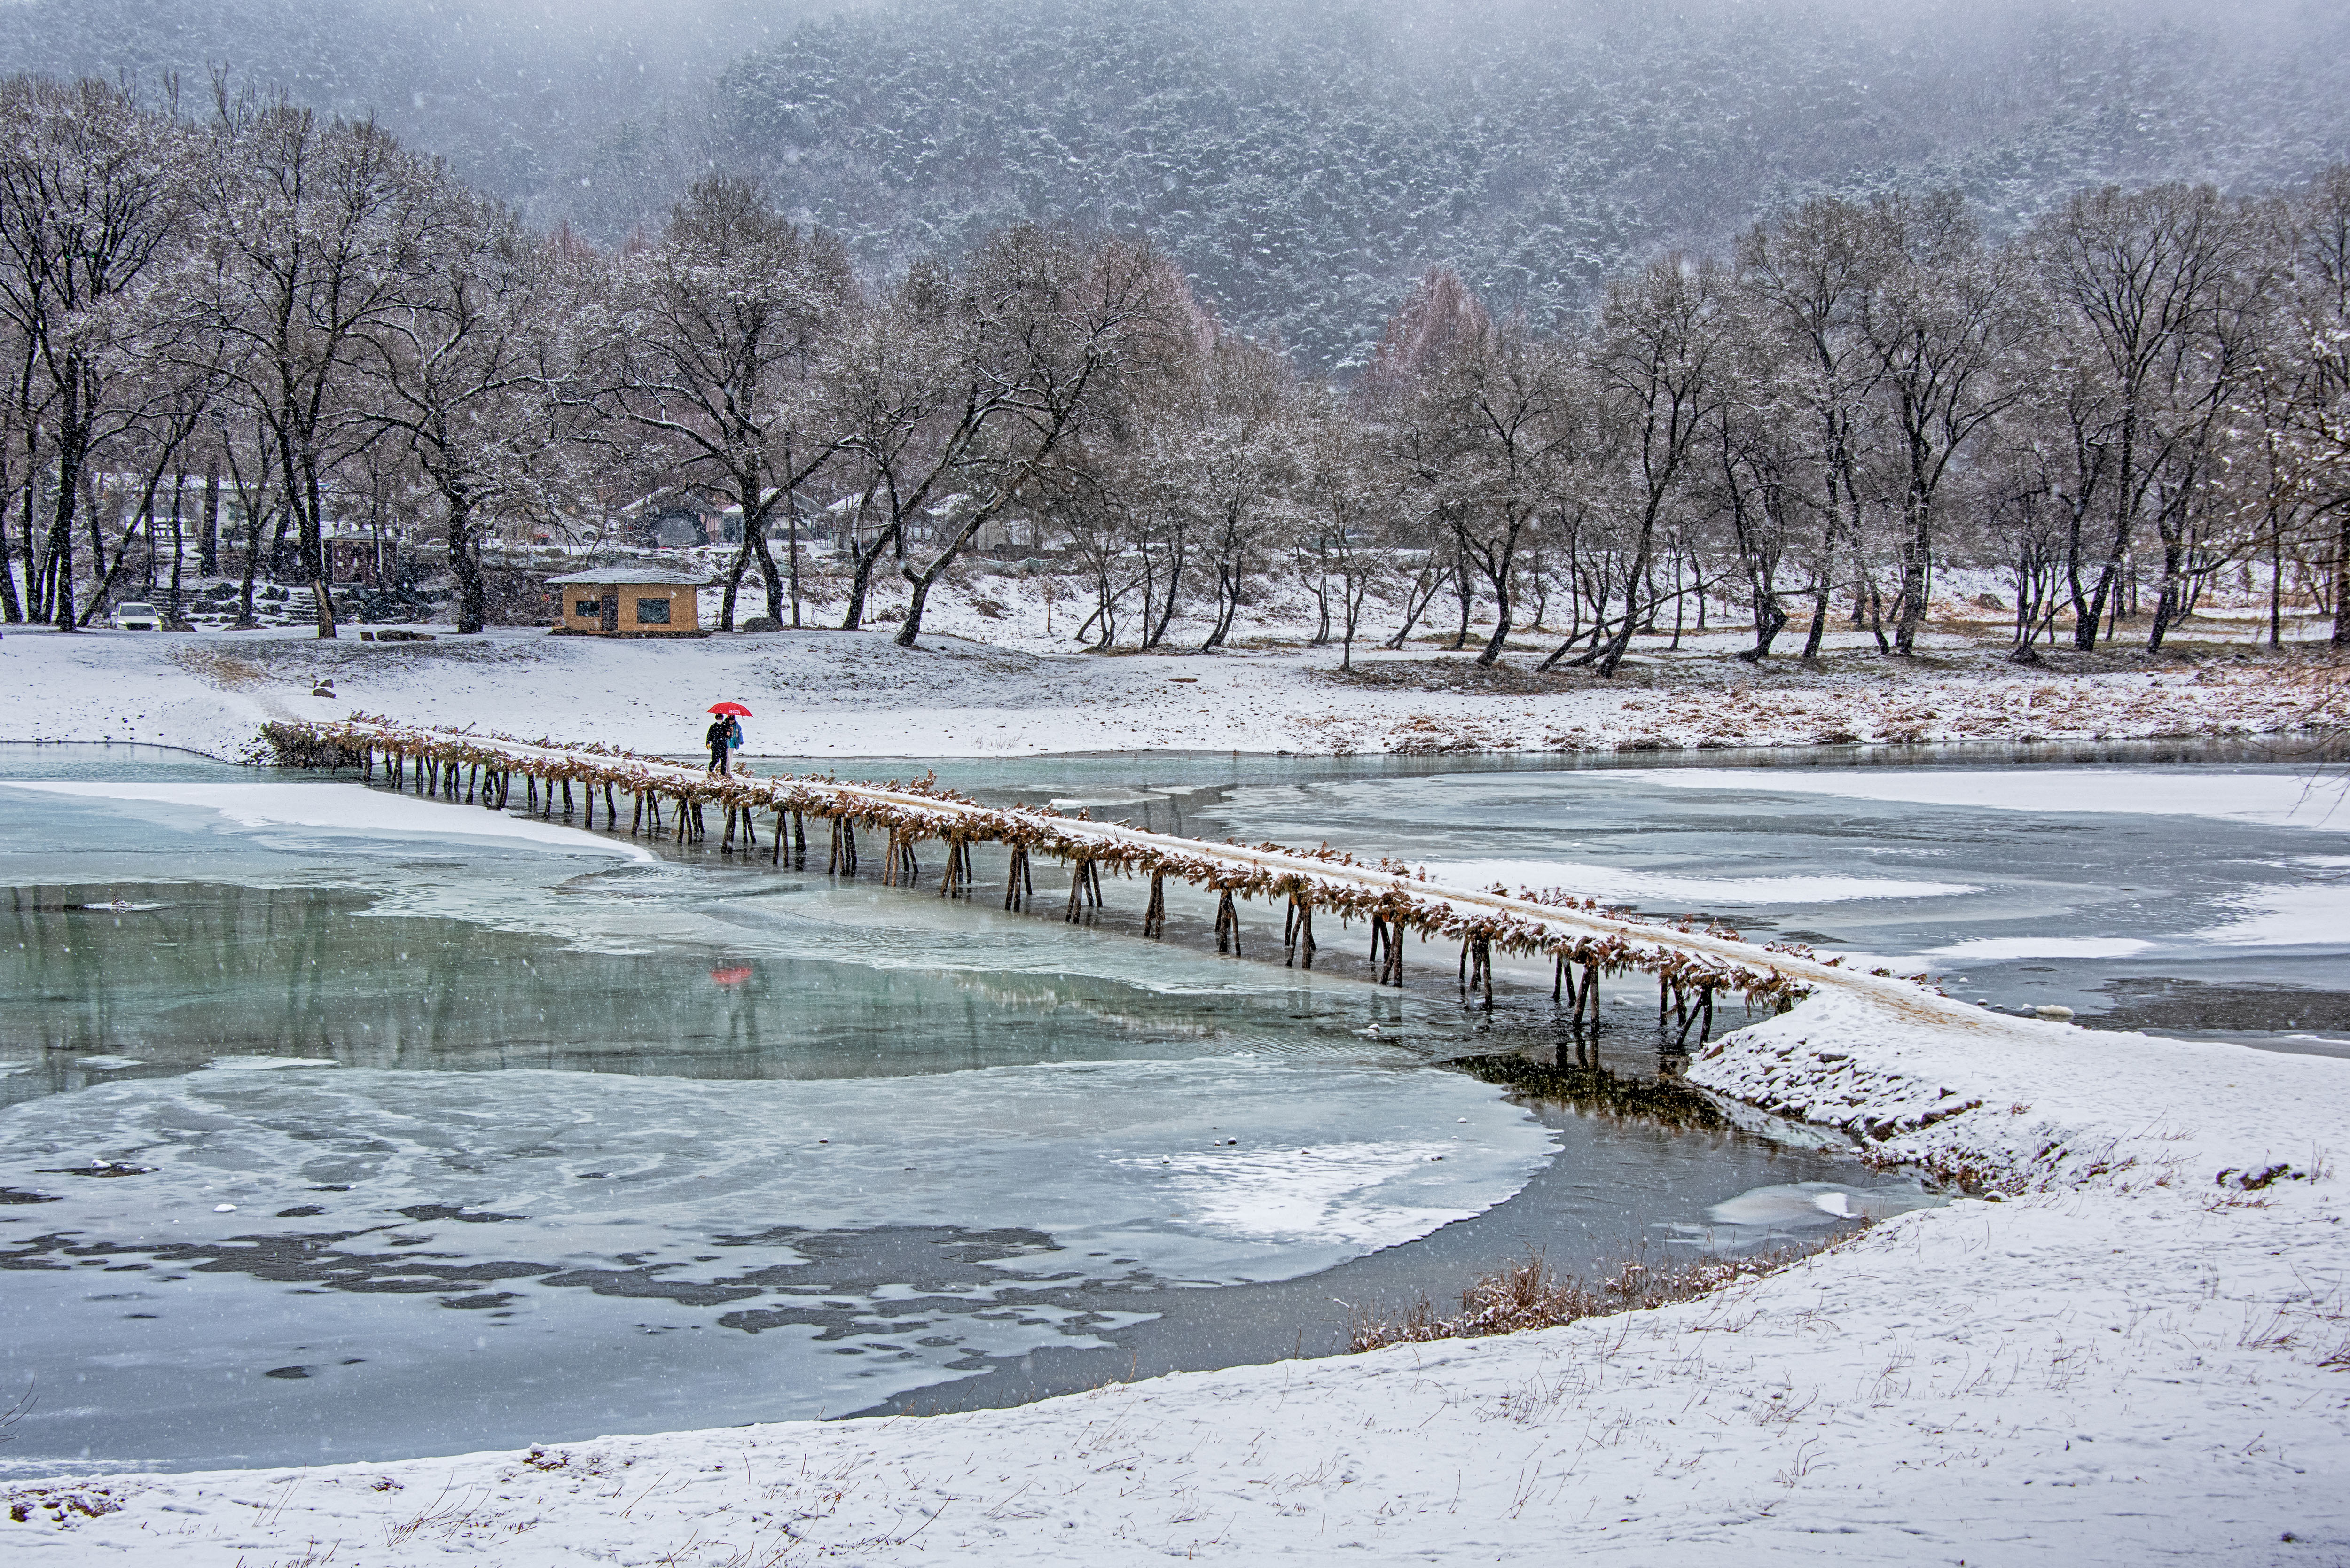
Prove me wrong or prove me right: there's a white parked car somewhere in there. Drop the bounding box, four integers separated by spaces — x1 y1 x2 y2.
109 601 159 630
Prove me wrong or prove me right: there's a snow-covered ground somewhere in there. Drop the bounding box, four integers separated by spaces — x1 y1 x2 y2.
7 986 2343 1563
0 612 2336 764
4 604 2346 1562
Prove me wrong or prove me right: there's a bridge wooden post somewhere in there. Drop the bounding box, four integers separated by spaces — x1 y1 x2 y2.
1284 892 1316 969
1460 935 1492 1005
1064 857 1101 922
1143 871 1167 937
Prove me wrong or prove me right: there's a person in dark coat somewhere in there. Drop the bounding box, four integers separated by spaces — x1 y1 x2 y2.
706 713 740 774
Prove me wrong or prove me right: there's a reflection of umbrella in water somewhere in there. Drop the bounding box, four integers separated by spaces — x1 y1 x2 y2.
707 702 752 716
709 966 753 987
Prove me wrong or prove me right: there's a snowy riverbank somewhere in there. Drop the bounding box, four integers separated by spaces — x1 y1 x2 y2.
8 989 2344 1564
0 620 2339 763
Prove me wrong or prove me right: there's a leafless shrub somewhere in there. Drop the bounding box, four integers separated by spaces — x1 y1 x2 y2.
259 722 366 771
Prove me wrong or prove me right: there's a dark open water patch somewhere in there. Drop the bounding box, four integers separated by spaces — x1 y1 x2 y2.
2093 976 2350 1035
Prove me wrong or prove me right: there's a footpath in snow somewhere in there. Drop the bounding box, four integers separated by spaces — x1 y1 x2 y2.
0 620 2337 762
7 988 2344 1565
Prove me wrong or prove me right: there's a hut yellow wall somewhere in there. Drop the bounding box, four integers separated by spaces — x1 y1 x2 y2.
625 587 697 632
556 585 699 633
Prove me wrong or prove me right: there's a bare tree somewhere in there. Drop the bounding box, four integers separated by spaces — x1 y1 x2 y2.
1581 256 1725 677
0 77 193 630
201 90 444 638
2035 183 2262 650
1735 199 1887 660
355 179 566 633
1294 394 1400 671
1131 323 1292 653
1707 317 1824 663
2283 166 2350 645
1860 192 2036 653
1399 317 1586 668
890 231 1185 648
604 175 856 632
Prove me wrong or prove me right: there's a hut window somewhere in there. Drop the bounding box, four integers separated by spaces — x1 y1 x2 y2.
634 596 672 625
574 598 601 617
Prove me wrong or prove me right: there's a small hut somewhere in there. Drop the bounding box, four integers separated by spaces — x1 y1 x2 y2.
546 566 709 637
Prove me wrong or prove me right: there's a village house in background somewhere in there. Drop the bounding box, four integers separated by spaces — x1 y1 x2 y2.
547 566 711 637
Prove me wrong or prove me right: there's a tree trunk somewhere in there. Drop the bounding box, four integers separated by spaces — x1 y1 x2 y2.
302 467 337 639
48 410 82 633
447 492 486 634
720 529 754 631
0 445 18 625
1145 540 1185 648
1740 589 1788 663
2263 500 2282 649
783 494 803 628
237 505 264 626
838 502 896 630
167 479 185 624
1596 525 1659 678
200 460 219 575
2333 508 2350 646
1892 494 1932 655
754 515 784 624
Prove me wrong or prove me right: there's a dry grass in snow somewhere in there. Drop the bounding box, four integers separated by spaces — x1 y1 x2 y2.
1346 1241 1860 1353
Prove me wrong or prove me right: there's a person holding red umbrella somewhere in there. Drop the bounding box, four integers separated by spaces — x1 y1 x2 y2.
705 702 750 774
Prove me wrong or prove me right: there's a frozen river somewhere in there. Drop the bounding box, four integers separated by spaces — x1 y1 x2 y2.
2 740 2342 1476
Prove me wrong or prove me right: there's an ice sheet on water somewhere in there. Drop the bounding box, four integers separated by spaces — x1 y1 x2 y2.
1923 937 2155 960
0 1055 1552 1289
1621 767 2350 830
0 780 654 862
2193 882 2350 947
1421 857 1979 905
0 1054 1554 1467
1701 1180 1944 1231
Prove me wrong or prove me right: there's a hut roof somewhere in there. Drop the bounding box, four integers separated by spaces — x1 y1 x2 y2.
545 565 709 586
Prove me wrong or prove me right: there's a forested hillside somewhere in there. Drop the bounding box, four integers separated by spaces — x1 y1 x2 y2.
0 0 807 237
3 1 2345 369
716 0 2350 367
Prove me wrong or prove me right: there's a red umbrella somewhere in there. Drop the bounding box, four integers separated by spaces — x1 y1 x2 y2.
707 702 752 717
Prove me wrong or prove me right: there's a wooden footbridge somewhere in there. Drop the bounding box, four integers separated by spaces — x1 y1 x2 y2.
267 717 1971 1043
